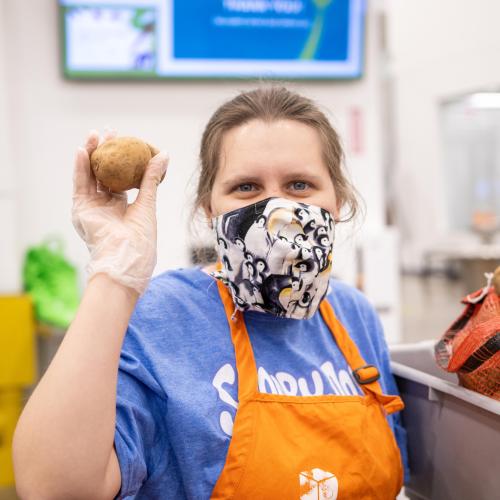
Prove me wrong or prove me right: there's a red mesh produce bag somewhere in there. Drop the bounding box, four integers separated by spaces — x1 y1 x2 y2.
435 274 500 400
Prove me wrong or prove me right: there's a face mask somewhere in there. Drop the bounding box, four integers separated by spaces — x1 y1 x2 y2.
212 197 335 319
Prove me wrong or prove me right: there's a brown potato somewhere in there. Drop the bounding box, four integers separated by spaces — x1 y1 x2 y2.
90 136 163 192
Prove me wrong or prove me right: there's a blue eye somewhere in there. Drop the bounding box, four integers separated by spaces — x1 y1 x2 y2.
236 183 255 192
291 181 309 191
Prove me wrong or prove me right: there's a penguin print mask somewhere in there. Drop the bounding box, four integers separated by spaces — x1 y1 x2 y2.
212 197 335 320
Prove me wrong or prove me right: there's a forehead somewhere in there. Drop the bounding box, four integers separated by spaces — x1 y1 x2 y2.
218 119 327 179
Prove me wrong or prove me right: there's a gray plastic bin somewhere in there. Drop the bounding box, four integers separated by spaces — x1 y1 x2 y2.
390 341 500 500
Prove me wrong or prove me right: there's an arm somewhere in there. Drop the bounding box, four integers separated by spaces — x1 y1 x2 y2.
13 132 168 500
14 275 135 500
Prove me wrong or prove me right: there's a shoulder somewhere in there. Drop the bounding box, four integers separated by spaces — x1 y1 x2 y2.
124 267 226 353
145 267 216 302
325 279 385 355
131 267 221 322
119 267 229 391
326 279 378 321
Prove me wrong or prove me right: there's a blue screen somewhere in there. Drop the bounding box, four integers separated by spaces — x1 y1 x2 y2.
60 0 366 79
173 1 350 62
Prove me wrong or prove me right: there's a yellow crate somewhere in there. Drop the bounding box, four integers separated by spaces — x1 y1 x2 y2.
0 389 22 487
0 296 36 388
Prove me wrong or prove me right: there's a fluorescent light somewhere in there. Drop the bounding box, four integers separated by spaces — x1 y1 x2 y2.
467 93 500 109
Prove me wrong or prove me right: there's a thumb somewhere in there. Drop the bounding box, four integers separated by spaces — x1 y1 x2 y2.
135 151 169 208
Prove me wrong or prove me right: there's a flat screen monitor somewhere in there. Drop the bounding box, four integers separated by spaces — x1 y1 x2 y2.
60 0 366 79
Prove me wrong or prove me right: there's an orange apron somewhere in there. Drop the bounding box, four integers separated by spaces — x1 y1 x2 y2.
211 281 404 500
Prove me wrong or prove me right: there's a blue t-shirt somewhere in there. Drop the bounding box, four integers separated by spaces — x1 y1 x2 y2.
114 267 409 499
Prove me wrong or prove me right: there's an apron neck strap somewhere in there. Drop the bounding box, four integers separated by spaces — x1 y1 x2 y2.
217 280 259 401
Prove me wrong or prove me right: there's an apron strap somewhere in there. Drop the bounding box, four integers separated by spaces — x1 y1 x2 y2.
319 300 404 415
217 280 259 401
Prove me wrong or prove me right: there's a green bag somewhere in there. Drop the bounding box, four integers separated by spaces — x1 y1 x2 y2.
22 238 80 328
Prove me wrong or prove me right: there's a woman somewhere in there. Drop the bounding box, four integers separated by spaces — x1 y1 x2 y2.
13 87 408 499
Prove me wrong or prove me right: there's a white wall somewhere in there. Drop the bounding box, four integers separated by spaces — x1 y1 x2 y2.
1 0 388 293
0 0 21 293
387 0 500 270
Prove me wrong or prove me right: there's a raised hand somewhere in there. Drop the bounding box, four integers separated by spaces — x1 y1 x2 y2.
72 130 169 295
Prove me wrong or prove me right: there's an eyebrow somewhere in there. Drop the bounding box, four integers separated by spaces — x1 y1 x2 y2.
221 175 261 187
284 172 324 184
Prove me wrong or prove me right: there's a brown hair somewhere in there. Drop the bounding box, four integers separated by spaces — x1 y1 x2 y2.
196 86 359 223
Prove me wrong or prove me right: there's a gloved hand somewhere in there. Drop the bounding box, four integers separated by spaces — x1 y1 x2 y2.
72 130 169 295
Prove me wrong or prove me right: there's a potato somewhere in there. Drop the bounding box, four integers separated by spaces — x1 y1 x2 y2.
90 136 163 192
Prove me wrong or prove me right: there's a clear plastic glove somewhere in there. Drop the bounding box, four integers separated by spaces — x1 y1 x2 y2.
72 130 169 295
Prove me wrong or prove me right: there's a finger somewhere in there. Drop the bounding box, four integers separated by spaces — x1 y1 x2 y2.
73 147 95 196
135 152 169 209
83 131 99 194
96 180 110 193
85 129 100 156
82 131 99 193
103 125 117 142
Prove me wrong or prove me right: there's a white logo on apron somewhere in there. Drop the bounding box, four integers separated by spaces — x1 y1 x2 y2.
299 468 338 499
212 363 361 437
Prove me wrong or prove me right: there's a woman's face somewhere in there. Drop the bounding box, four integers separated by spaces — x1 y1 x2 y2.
208 119 339 218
